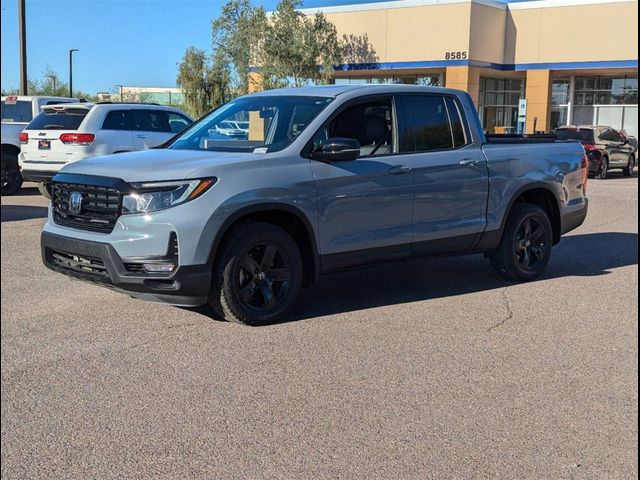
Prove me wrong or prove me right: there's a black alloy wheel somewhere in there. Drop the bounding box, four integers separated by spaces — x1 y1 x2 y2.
1 150 23 196
489 203 553 281
209 221 303 326
597 157 608 179
623 155 635 177
236 242 292 311
514 216 548 272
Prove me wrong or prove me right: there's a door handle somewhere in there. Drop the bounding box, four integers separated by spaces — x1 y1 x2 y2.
389 165 412 174
459 158 479 167
136 134 148 139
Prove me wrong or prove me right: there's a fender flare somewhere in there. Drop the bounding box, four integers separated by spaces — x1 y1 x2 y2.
205 202 321 281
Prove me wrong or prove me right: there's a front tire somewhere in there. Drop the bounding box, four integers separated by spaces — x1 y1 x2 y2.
209 222 303 326
1 151 23 196
489 204 553 281
623 155 635 177
36 182 52 199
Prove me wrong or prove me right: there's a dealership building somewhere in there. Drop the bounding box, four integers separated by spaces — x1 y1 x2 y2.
299 0 638 136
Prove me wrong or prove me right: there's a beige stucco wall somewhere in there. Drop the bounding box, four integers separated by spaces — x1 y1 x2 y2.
319 0 638 66
507 2 638 64
468 3 507 65
325 3 472 64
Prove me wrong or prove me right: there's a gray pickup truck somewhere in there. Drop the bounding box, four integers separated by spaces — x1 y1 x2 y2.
41 85 588 325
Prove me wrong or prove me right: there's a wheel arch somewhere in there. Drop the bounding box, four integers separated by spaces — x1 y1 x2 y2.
504 184 562 245
207 203 320 287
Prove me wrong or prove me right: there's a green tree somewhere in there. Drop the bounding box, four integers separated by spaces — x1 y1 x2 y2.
23 68 98 101
177 47 230 117
260 0 343 88
177 0 377 103
211 0 267 94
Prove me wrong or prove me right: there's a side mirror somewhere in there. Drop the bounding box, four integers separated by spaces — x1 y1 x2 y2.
309 137 360 161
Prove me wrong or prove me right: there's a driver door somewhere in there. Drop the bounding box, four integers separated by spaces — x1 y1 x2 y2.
308 96 414 268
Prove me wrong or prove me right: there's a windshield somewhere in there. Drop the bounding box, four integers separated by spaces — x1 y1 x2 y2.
170 95 333 153
555 128 595 143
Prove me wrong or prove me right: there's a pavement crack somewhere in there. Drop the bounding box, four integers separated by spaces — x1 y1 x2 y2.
487 288 514 332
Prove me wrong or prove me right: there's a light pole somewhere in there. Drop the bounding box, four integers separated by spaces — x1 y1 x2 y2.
18 0 27 95
115 84 124 102
68 48 78 97
45 75 57 93
165 90 172 106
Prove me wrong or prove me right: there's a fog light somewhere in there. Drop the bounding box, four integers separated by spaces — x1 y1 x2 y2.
143 263 176 273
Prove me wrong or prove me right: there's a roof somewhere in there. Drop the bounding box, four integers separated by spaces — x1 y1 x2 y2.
246 84 454 98
296 0 637 15
1 95 77 102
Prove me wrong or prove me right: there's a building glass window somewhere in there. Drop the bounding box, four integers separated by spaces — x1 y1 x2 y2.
550 78 570 130
478 77 525 134
572 75 638 137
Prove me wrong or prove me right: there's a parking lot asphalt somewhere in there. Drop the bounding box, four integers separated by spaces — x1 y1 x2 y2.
1 176 638 480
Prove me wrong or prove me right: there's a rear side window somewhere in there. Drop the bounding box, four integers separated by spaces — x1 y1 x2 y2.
399 95 454 152
1 100 33 122
26 109 88 130
102 110 133 130
132 110 169 133
444 96 469 147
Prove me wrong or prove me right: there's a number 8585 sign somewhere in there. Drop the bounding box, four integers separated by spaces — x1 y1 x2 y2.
445 51 468 60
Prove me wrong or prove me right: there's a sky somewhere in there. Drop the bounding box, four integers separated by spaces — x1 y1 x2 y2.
1 0 514 95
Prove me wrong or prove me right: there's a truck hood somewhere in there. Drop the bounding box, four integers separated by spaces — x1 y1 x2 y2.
59 148 258 183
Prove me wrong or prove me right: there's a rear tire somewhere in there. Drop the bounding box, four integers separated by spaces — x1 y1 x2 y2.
37 182 52 199
208 222 303 326
1 150 23 196
596 157 609 179
489 204 553 282
622 155 635 177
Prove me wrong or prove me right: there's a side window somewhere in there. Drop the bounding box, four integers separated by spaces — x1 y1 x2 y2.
132 110 169 133
166 112 191 133
102 110 133 130
444 96 469 147
312 98 393 157
399 95 453 152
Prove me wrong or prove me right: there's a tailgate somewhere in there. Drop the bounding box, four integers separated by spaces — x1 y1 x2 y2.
20 106 90 170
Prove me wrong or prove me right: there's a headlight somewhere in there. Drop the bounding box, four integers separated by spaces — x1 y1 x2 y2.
122 178 216 214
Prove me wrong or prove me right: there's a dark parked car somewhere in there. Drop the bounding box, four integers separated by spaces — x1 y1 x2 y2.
555 126 636 179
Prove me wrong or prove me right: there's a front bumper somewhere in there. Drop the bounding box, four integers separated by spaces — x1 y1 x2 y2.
41 231 211 307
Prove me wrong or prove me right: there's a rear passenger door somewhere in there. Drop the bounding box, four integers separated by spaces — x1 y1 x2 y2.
101 110 135 152
395 94 489 253
131 109 172 149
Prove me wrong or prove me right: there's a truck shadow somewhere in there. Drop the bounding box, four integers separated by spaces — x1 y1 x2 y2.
288 231 638 323
189 231 638 325
1 204 48 222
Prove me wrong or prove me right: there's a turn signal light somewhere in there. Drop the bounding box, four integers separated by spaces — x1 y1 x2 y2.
19 132 28 144
59 133 95 145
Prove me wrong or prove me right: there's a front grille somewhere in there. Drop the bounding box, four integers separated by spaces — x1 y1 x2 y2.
49 250 108 277
53 182 121 233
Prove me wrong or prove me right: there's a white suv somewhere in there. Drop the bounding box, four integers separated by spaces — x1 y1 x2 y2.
19 103 193 197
